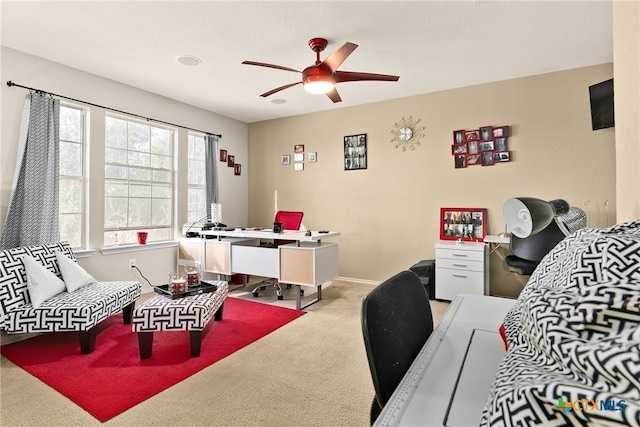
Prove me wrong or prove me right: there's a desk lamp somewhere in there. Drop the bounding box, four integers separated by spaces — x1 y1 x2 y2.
210 203 223 228
503 197 569 238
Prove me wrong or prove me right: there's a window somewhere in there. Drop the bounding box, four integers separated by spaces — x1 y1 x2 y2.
104 115 175 245
187 133 207 224
59 104 86 249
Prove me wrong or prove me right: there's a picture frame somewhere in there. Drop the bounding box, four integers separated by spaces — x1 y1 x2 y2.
219 149 227 162
494 151 510 162
440 207 487 242
453 130 465 144
281 154 291 165
479 140 494 152
308 152 317 162
479 126 493 141
454 154 466 169
492 126 509 138
227 155 235 167
467 141 478 155
481 151 494 166
452 144 467 155
294 144 305 153
294 162 304 171
494 137 508 152
466 154 481 166
344 133 367 170
294 153 304 162
464 130 480 142
234 164 241 175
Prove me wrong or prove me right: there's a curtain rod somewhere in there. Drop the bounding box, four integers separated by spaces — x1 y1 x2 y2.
6 80 222 138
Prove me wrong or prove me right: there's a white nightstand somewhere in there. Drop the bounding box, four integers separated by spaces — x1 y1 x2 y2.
435 241 488 300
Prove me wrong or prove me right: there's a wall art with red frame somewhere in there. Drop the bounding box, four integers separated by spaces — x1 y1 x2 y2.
451 126 510 168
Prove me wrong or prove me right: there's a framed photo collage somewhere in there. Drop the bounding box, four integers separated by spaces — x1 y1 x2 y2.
451 126 510 168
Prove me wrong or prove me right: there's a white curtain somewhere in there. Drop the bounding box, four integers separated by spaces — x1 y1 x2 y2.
0 93 60 249
204 134 220 221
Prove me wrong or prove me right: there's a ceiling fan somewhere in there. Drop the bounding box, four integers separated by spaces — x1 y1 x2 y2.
242 38 399 103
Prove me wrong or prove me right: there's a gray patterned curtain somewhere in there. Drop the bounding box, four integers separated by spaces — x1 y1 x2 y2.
0 93 61 249
204 134 220 221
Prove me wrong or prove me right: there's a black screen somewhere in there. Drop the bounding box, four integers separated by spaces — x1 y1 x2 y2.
589 78 614 130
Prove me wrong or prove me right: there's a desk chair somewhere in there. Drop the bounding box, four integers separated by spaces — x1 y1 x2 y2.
361 271 434 425
252 210 304 300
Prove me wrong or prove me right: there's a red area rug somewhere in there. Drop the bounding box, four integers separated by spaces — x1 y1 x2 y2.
0 297 305 422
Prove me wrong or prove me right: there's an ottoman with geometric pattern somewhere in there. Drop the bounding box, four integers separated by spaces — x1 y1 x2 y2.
132 281 228 358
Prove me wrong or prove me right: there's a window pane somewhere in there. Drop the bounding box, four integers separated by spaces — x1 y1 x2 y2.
128 198 151 226
60 141 82 176
152 184 171 198
152 199 171 226
105 182 128 197
153 170 171 183
130 184 151 198
129 167 151 181
105 117 127 149
60 213 82 248
151 128 172 155
60 107 82 142
105 165 128 180
128 151 150 167
105 147 127 164
105 197 128 228
150 154 171 169
128 122 150 152
60 179 82 212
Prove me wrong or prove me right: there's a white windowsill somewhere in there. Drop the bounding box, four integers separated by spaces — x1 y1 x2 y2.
99 240 178 255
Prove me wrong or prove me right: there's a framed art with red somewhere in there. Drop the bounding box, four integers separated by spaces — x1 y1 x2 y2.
440 207 487 242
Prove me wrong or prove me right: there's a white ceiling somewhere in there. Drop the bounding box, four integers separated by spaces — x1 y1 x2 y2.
1 1 613 124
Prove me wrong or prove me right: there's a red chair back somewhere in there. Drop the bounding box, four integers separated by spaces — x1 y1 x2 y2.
274 211 304 231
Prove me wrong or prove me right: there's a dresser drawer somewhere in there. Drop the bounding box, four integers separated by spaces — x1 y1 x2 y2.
436 247 485 263
436 257 483 272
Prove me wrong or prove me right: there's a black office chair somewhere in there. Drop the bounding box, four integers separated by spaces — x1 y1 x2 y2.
361 271 434 425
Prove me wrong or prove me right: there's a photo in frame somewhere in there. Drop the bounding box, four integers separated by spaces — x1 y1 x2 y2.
281 154 291 165
294 144 305 153
440 207 487 242
234 164 241 175
294 153 304 162
294 162 304 171
219 149 227 162
308 152 317 162
227 155 235 167
344 133 367 170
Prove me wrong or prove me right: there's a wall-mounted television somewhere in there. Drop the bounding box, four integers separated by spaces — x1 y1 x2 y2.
589 78 614 130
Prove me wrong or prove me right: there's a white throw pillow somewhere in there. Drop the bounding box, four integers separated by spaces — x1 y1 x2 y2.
55 251 97 292
22 255 67 308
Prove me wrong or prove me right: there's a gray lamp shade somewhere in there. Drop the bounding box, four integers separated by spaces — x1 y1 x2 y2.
503 197 569 238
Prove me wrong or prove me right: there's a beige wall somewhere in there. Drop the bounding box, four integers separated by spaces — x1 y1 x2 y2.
1 47 249 285
249 64 616 297
614 0 640 222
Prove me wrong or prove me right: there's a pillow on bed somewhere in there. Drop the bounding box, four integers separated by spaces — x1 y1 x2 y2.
55 251 97 292
22 255 66 308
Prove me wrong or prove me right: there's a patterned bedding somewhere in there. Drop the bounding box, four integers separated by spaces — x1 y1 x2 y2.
481 220 640 426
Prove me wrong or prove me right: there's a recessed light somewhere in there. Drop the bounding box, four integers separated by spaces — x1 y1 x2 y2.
175 55 202 66
271 99 287 104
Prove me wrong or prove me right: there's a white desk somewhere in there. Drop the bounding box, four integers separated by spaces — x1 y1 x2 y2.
374 294 515 427
179 230 340 309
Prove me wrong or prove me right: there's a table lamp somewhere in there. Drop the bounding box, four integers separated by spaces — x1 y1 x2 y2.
503 197 569 238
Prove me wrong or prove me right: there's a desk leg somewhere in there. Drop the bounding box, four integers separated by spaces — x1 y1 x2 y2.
295 284 323 310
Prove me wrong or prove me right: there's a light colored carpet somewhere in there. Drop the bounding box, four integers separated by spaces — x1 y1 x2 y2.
0 279 449 427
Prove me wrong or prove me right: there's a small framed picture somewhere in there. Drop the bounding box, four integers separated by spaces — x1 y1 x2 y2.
494 151 511 162
294 162 304 171
454 154 466 169
464 130 480 142
494 137 508 151
453 130 465 144
294 144 305 153
452 144 467 155
219 149 227 162
440 207 487 242
479 140 494 152
294 153 304 162
493 126 509 138
234 164 241 175
344 133 367 170
481 152 494 166
479 126 493 141
467 141 478 155
307 152 317 162
466 154 481 166
281 154 291 165
227 155 235 167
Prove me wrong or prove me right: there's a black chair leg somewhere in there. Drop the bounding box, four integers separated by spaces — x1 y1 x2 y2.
370 396 382 426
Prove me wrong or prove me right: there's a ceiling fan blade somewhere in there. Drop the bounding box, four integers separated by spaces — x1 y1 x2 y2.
322 42 358 72
259 81 302 98
242 61 300 73
326 87 342 103
334 71 400 83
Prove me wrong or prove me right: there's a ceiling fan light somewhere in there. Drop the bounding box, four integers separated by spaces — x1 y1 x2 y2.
303 75 335 94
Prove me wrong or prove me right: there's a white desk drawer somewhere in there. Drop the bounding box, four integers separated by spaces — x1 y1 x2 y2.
436 257 483 272
436 247 485 263
435 268 485 299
